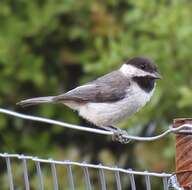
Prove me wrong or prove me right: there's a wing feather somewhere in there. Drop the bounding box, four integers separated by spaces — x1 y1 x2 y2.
53 71 130 103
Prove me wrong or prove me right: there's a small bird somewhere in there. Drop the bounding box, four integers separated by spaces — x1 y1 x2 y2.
17 57 161 143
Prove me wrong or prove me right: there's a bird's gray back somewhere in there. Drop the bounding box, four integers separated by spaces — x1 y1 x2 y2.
53 70 130 103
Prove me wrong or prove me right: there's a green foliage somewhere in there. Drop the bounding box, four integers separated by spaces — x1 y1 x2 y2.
0 0 192 189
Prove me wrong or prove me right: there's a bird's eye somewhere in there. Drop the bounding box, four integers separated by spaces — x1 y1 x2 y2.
140 64 146 69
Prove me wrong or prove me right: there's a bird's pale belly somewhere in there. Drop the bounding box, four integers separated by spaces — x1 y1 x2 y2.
78 87 154 127
79 101 138 126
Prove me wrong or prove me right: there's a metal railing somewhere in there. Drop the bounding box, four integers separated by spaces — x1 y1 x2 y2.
0 153 172 190
0 108 188 190
0 108 192 142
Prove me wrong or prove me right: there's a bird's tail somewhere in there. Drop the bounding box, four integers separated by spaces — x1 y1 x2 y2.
17 96 55 107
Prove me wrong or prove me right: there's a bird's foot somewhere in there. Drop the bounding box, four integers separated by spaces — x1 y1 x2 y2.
100 126 131 144
112 129 131 144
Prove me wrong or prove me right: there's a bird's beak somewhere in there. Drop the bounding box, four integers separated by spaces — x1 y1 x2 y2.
150 72 162 79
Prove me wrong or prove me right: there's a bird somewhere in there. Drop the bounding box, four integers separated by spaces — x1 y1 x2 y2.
17 56 161 143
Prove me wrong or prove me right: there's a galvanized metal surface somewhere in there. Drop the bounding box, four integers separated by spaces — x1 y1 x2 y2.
0 108 192 142
0 153 172 190
0 108 186 189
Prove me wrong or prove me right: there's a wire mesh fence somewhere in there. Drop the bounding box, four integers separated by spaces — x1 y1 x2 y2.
0 108 189 190
0 153 171 190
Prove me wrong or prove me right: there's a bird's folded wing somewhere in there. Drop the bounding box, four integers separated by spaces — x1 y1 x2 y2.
53 71 130 103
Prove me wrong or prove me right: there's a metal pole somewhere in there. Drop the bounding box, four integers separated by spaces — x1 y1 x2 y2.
174 118 192 190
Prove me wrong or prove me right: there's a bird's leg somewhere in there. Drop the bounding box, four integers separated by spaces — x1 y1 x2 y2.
100 126 118 131
112 127 131 144
100 126 131 144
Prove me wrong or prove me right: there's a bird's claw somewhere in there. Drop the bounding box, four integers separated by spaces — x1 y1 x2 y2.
112 129 131 144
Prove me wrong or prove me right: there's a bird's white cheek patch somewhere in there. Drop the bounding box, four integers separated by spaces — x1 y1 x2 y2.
120 64 152 78
120 64 137 77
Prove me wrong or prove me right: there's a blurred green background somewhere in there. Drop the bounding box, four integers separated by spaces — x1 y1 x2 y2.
0 0 192 189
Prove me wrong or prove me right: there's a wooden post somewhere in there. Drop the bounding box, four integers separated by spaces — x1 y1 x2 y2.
174 118 192 190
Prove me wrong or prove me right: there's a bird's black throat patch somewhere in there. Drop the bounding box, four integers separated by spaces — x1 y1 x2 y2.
133 77 155 92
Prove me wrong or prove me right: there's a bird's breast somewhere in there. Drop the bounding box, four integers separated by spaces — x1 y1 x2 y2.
78 83 155 126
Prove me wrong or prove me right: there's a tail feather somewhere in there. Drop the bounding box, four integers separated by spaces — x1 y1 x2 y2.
17 96 55 107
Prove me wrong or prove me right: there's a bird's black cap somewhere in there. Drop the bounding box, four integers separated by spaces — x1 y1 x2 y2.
126 56 158 74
